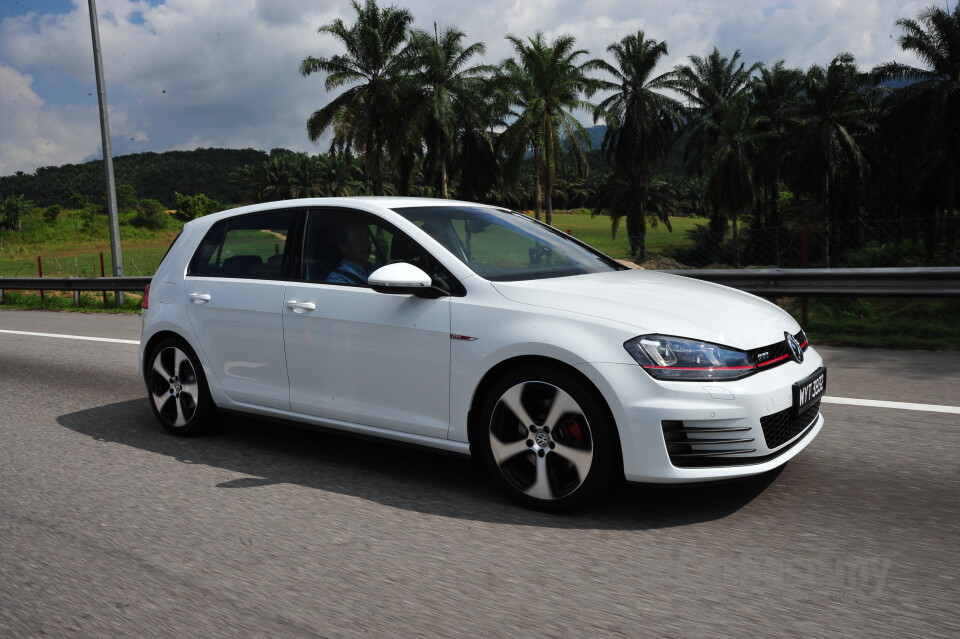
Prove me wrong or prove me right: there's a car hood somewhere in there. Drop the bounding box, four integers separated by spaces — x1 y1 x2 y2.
491 270 800 349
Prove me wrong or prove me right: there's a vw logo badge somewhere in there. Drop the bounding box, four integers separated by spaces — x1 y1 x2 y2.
534 431 550 447
785 332 804 364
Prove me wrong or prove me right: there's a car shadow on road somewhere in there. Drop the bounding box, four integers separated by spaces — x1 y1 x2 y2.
57 399 782 531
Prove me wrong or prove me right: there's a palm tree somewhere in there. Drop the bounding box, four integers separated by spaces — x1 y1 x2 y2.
679 176 710 218
289 153 322 198
873 4 960 262
594 171 678 257
455 115 501 202
669 48 757 122
669 48 759 263
697 95 763 266
405 25 494 199
233 163 269 203
299 0 414 195
264 154 296 200
318 151 367 197
593 31 682 258
498 32 606 225
751 61 805 230
789 53 876 266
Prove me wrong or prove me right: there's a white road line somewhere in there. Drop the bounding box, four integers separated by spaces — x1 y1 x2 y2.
822 396 960 415
0 329 140 345
2 328 958 415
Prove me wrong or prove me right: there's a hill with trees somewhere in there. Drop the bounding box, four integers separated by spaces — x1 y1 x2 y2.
0 147 269 209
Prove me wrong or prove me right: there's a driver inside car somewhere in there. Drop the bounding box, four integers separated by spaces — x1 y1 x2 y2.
326 223 376 285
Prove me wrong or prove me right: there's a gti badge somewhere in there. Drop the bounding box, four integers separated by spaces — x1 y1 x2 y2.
785 332 804 364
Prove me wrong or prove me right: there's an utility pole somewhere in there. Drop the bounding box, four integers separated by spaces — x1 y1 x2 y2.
87 0 124 306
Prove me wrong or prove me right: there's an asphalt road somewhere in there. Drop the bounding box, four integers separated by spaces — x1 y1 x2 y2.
1 309 957 638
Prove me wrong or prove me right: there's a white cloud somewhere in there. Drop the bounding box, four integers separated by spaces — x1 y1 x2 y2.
710 0 924 69
0 0 930 176
0 64 101 175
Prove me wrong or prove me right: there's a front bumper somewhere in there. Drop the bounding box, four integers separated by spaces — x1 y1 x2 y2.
585 347 825 483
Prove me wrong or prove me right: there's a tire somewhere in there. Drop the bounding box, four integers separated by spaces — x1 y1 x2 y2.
146 337 216 436
477 365 617 512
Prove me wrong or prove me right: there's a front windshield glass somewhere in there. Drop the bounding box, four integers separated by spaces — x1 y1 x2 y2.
392 206 626 281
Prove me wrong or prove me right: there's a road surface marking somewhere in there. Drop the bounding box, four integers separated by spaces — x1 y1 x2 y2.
822 396 960 415
0 329 139 345
2 329 959 414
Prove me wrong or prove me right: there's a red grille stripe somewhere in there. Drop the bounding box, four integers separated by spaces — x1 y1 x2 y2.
643 365 756 371
757 353 791 367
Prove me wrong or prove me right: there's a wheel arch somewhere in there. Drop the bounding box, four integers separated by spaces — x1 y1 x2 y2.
467 355 624 477
141 330 188 381
141 330 218 410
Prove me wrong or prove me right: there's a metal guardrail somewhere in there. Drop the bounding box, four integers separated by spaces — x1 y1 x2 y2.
663 267 960 297
0 267 958 298
0 276 152 292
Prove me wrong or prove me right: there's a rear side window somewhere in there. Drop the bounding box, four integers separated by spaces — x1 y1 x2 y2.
188 210 296 280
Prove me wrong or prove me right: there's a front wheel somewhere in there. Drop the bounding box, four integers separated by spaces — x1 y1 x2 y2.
147 338 215 436
477 366 617 512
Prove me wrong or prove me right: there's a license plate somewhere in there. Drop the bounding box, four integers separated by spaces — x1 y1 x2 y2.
793 367 826 415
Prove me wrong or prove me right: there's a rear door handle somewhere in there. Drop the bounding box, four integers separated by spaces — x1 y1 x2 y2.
188 293 211 304
287 301 316 313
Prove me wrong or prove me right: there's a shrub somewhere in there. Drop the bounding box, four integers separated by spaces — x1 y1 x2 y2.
43 204 62 223
69 193 90 209
0 194 34 231
844 241 925 268
82 210 110 236
174 192 222 221
130 199 170 230
116 184 138 213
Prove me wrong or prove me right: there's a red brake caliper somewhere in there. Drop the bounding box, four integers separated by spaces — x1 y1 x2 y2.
562 417 585 443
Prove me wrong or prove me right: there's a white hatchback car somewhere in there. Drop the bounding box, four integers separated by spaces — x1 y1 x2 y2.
140 197 825 511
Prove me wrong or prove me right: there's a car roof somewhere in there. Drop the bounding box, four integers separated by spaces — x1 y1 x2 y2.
326 196 502 210
210 196 498 218
182 197 507 236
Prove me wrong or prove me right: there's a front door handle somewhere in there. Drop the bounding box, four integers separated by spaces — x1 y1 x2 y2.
188 293 211 304
287 300 316 313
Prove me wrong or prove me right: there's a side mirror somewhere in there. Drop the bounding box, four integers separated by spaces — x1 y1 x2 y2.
368 263 446 298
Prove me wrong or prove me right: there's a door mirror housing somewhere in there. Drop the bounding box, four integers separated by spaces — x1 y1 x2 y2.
369 263 446 298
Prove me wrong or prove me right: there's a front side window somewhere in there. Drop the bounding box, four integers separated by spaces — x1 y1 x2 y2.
302 209 460 293
393 206 625 281
301 210 392 285
188 210 295 280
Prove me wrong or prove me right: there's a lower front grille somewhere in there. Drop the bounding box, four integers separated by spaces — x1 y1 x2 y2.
760 400 822 449
662 421 758 468
662 400 822 468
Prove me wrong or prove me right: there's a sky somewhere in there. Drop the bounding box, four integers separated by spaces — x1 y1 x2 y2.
0 0 931 177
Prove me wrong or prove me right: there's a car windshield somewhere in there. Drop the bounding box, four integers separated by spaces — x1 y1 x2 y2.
391 205 626 281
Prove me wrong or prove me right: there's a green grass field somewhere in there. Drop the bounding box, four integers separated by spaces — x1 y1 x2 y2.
533 211 701 260
0 238 179 278
0 204 181 278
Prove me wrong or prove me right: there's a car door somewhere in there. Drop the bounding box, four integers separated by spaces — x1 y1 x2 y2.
282 209 452 439
185 209 297 410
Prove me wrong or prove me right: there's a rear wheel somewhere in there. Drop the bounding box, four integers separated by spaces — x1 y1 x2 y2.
478 366 616 512
147 338 215 436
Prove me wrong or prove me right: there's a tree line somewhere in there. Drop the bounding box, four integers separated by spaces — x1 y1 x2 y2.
280 0 958 265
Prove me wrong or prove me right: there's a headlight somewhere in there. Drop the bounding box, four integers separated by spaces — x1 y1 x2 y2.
624 335 756 381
